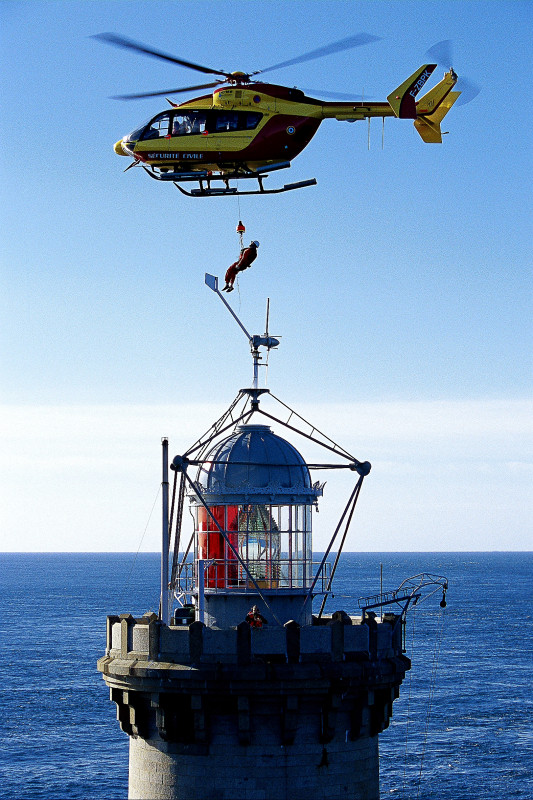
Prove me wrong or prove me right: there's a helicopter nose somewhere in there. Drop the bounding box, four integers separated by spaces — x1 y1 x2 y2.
114 139 129 155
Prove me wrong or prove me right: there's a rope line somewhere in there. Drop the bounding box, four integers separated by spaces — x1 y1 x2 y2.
401 604 417 796
415 607 447 799
117 484 161 609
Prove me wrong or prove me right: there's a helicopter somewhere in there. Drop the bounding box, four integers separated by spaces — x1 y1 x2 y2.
95 33 462 197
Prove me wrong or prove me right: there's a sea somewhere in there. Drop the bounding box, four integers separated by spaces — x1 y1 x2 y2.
1 552 532 800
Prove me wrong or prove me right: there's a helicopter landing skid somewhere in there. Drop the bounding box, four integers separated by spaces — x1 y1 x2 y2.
176 177 317 197
141 164 317 197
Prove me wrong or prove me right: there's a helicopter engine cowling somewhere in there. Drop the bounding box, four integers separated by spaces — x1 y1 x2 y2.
213 86 265 109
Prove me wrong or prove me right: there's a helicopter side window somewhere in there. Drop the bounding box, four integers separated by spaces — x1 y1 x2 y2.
141 113 171 140
215 113 240 132
190 113 207 134
172 113 207 136
212 112 262 133
172 115 192 136
245 112 262 129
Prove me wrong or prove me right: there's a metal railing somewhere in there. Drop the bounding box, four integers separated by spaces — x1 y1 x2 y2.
174 559 331 593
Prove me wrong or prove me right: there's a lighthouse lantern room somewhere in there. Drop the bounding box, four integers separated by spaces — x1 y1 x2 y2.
179 422 324 628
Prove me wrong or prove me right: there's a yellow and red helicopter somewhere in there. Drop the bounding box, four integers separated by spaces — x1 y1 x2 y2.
96 33 468 197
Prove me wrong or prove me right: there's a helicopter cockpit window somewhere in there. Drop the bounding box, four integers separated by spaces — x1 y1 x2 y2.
127 121 150 142
140 113 171 140
172 113 207 136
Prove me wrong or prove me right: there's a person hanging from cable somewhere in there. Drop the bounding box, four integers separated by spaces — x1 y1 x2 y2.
222 239 260 292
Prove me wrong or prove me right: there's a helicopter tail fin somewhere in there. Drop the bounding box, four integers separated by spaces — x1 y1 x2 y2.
414 90 461 142
387 64 437 119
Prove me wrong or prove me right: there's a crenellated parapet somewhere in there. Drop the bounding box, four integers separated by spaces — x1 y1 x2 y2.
100 610 404 665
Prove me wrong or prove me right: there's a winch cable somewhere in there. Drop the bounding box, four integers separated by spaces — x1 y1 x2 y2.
117 484 161 610
415 605 447 799
235 213 244 310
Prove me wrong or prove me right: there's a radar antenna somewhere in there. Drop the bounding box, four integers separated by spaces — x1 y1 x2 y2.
205 273 280 389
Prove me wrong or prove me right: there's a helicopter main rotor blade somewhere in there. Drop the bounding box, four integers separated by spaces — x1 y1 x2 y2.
93 32 230 78
301 88 374 100
112 81 225 100
255 32 381 76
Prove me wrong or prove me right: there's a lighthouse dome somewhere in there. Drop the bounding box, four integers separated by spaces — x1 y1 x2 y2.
194 424 321 504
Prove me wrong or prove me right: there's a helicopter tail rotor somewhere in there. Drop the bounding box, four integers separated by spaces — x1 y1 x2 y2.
424 40 481 106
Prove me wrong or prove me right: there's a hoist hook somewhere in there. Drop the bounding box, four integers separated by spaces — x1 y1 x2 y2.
236 219 245 250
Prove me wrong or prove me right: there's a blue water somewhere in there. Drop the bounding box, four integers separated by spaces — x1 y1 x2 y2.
1 552 532 799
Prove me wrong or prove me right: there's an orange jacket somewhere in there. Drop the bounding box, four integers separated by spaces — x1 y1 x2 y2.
235 245 257 272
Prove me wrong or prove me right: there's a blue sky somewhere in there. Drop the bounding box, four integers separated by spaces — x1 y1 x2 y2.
1 0 531 551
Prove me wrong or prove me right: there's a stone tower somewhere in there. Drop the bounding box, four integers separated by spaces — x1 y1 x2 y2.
98 396 411 800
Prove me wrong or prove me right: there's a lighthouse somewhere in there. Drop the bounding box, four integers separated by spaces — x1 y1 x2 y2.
97 278 437 800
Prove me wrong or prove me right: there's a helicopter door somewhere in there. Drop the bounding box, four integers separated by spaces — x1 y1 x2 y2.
209 111 262 153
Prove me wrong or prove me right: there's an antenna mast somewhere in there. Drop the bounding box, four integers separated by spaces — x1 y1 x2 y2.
205 273 280 389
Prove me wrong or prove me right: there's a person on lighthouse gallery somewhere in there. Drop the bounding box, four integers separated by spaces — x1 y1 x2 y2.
245 605 268 628
222 240 259 292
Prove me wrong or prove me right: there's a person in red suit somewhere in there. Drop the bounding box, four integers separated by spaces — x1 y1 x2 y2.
222 240 259 292
245 605 268 628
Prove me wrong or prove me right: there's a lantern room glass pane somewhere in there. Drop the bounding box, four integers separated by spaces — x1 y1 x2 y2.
193 501 313 590
279 506 290 531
